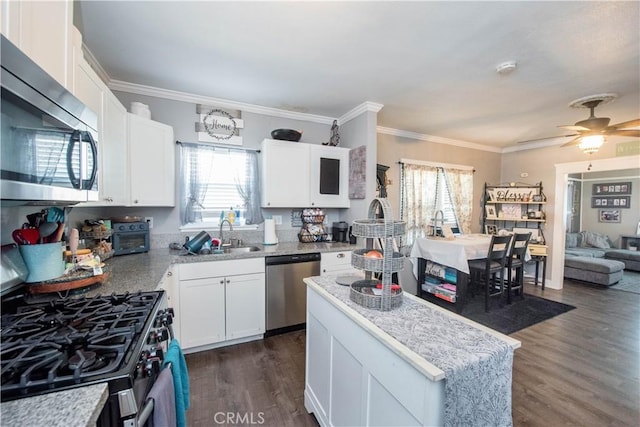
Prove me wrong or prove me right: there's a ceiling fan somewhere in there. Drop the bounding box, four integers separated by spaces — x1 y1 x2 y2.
519 94 640 152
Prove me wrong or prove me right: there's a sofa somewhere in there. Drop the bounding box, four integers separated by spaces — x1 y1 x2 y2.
564 231 639 286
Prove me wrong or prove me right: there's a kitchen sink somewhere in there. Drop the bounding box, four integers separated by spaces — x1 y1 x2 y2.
223 245 261 254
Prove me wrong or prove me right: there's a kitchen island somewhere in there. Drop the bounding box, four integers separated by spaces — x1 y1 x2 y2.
304 275 520 427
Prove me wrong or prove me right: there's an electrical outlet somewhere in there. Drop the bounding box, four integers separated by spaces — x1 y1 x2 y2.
145 217 153 229
273 215 282 225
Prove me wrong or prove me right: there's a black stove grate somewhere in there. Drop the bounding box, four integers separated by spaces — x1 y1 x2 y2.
1 291 161 400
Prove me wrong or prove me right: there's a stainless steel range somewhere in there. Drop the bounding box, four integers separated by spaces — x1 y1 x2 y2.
0 290 173 426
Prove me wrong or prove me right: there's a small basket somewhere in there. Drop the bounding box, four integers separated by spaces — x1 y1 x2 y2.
298 233 328 243
349 282 403 311
350 219 405 238
302 214 325 224
351 249 404 272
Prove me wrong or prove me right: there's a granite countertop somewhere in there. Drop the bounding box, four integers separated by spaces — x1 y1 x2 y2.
1 241 357 422
79 241 357 297
1 383 108 427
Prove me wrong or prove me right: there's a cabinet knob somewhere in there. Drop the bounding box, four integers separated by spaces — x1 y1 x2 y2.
167 271 172 276
134 200 139 204
220 280 224 284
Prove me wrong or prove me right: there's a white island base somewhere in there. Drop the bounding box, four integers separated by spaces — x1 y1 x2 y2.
304 276 520 427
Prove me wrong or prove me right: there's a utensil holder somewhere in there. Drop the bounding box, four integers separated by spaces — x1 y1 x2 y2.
19 242 64 283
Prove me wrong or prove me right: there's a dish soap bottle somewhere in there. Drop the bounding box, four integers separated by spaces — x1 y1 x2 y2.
227 207 236 225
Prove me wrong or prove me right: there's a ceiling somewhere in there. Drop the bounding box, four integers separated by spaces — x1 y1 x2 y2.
75 1 640 150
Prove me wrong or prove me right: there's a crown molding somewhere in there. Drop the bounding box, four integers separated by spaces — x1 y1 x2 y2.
108 80 337 125
339 101 384 125
377 126 503 153
81 43 111 85
501 136 570 153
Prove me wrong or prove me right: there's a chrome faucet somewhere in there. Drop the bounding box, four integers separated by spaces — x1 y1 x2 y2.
433 210 444 237
219 219 233 248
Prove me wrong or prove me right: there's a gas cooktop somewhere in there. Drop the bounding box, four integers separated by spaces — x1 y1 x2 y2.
0 291 163 401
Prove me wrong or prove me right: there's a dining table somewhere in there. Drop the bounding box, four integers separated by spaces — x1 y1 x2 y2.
410 233 531 312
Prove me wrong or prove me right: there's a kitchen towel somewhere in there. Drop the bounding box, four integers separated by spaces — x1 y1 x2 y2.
264 218 278 245
145 366 176 427
163 339 190 427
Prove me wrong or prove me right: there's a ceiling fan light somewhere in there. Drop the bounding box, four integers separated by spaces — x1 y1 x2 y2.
578 135 605 154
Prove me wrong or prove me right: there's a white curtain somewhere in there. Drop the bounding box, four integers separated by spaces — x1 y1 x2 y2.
444 168 474 234
400 163 439 248
180 143 214 224
400 162 474 249
235 151 264 225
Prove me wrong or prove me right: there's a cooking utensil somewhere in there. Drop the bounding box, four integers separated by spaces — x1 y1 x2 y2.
12 228 40 245
271 129 302 142
38 222 58 243
50 223 65 243
69 228 79 268
47 207 65 223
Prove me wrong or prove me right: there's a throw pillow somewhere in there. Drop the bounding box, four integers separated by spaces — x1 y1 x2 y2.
565 233 579 248
582 231 611 249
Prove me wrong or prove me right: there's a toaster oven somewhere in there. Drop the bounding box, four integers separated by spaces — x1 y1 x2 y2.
112 221 150 256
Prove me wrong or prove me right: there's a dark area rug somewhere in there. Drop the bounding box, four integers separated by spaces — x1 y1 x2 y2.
424 293 576 335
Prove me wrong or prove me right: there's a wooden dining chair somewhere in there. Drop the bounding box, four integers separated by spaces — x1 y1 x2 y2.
468 234 512 312
506 232 532 304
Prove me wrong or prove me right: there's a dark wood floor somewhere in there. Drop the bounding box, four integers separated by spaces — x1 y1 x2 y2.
185 279 639 427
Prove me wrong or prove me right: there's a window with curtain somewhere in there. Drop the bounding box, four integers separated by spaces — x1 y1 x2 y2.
400 161 473 248
180 142 264 226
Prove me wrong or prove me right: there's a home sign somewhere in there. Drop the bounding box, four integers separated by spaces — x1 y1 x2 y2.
195 105 244 146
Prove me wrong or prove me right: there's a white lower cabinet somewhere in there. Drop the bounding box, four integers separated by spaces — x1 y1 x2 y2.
178 258 265 352
156 265 181 342
321 251 358 276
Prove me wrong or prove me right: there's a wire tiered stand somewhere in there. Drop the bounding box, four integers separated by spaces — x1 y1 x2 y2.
349 198 405 311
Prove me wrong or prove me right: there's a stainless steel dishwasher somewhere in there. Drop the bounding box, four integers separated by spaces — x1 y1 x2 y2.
265 253 321 334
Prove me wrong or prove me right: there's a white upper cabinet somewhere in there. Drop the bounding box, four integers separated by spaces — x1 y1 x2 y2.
100 91 129 205
72 27 129 206
309 144 350 208
261 139 350 208
1 0 73 88
128 113 175 206
261 139 310 207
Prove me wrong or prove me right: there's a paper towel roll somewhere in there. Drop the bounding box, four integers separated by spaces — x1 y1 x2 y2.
264 219 278 245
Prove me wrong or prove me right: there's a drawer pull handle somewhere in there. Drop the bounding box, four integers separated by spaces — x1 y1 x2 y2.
337 253 345 258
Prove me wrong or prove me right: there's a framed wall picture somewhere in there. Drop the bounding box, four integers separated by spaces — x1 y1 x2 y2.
485 205 497 218
592 182 632 195
599 209 621 223
591 196 631 208
485 224 498 235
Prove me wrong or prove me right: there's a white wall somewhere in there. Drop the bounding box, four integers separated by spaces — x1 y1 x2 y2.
579 169 640 247
376 133 502 234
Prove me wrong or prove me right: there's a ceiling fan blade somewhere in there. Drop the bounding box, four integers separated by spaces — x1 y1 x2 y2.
608 129 640 137
558 125 590 131
610 118 640 129
518 134 578 144
561 136 583 147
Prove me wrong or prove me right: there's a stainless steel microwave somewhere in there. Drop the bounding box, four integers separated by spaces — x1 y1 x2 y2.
1 35 99 204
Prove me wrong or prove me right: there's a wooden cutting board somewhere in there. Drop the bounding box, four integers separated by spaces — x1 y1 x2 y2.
27 269 109 294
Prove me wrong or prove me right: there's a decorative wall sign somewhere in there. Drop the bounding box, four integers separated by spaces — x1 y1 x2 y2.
592 182 632 195
591 196 631 208
195 105 244 145
488 187 539 202
599 209 621 223
291 209 303 227
349 145 366 199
